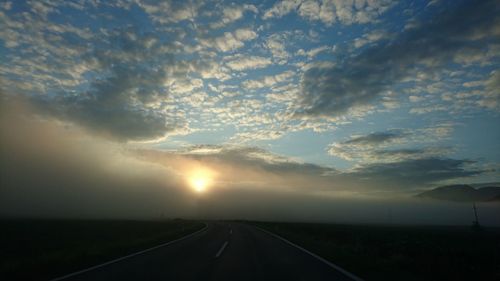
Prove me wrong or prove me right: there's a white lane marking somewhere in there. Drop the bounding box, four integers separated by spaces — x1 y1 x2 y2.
50 223 209 281
215 241 229 258
254 225 365 281
230 229 233 235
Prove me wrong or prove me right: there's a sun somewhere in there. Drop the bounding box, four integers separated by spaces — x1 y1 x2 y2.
187 167 215 193
190 177 208 193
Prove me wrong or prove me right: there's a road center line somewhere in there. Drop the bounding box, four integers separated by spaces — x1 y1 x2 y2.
215 241 228 258
230 229 232 235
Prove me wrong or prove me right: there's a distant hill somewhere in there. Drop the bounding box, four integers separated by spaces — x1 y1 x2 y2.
416 184 500 202
470 182 500 188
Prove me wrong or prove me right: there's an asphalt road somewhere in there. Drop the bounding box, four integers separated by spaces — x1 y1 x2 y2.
56 222 359 281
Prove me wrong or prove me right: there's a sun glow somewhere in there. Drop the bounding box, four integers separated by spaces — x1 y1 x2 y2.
187 167 215 193
191 177 208 192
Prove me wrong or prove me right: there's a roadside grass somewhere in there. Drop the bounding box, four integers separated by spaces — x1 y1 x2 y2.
253 222 500 281
0 219 204 281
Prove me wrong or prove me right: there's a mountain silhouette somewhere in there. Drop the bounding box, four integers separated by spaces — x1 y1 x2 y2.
416 184 500 202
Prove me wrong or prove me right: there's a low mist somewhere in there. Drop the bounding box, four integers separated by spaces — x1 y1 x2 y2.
1 99 499 226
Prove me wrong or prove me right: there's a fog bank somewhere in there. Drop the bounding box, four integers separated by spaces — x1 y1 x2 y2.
1 100 499 225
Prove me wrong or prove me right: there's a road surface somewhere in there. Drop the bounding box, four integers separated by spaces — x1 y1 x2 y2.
55 222 360 281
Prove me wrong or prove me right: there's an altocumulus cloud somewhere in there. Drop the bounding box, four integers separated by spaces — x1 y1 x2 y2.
296 0 500 117
30 27 185 141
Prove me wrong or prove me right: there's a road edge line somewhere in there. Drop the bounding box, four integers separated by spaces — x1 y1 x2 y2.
253 225 364 281
50 222 209 281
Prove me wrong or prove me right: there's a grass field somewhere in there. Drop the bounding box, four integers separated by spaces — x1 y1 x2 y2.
254 222 500 281
0 219 204 281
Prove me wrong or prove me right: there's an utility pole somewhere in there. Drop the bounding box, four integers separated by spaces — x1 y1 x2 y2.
472 202 481 231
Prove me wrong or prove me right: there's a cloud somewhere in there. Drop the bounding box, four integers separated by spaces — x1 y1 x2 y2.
210 4 258 29
136 143 485 192
328 127 454 162
167 77 204 95
200 28 257 52
192 59 231 81
348 158 483 188
231 129 286 142
296 45 334 59
1 1 12 10
28 0 57 19
319 0 395 25
296 0 500 118
436 69 500 112
353 29 391 48
133 144 346 196
478 70 500 109
328 130 407 161
409 105 448 115
182 145 333 175
27 27 186 141
453 43 500 66
409 95 424 103
369 147 452 163
225 55 272 71
298 0 321 21
262 0 301 20
264 33 290 63
263 0 395 25
242 70 294 89
137 0 201 24
343 130 406 146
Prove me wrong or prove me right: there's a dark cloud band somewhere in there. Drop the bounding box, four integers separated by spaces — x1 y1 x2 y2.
296 0 500 117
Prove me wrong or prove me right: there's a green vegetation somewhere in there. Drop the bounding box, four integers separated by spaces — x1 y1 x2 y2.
0 219 204 281
255 222 500 281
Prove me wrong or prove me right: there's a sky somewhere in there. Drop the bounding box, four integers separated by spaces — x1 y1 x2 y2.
1 0 499 223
